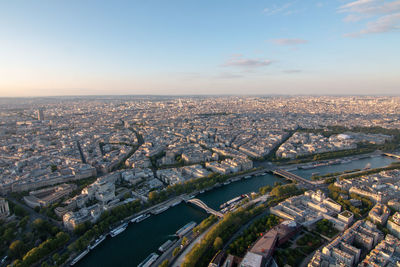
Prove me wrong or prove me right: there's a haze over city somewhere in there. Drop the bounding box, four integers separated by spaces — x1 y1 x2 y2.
1 0 399 97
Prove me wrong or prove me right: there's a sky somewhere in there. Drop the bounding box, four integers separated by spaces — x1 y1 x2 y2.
0 0 399 97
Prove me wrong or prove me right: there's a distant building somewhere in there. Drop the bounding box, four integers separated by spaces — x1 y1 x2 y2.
23 183 77 208
0 197 10 219
359 234 400 267
387 212 400 239
270 190 348 231
308 220 383 267
368 203 390 225
37 109 44 120
63 204 101 230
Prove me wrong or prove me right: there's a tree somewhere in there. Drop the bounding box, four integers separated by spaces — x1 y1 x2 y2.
19 216 30 229
73 222 89 236
50 164 57 172
148 191 159 202
32 218 52 235
9 240 26 259
181 237 188 246
213 237 223 250
13 205 28 217
172 247 181 257
52 253 60 263
3 228 15 242
159 259 169 267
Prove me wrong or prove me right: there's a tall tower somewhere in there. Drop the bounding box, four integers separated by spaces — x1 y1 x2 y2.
37 109 44 120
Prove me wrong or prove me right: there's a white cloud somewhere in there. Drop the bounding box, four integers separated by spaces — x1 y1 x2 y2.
346 12 400 36
283 69 302 73
214 72 244 79
270 38 308 45
223 58 272 68
339 0 400 15
339 0 400 36
263 2 295 16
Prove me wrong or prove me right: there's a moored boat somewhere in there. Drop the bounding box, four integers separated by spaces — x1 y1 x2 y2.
176 221 197 238
136 213 150 222
152 206 169 215
158 240 174 253
138 253 159 267
70 248 90 266
89 235 106 250
110 222 128 237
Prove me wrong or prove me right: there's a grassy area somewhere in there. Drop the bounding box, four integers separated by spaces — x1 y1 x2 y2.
275 247 305 266
328 184 374 218
314 219 338 238
295 233 323 254
275 232 322 266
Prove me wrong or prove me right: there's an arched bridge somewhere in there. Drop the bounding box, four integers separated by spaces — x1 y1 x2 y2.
272 168 314 185
383 153 400 159
187 198 224 218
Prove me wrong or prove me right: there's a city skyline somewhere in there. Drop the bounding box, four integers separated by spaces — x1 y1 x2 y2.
1 0 399 97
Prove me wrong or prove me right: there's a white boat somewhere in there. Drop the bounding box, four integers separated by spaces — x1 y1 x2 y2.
223 181 231 185
110 222 128 237
244 175 251 179
136 214 150 222
70 248 90 266
89 235 106 250
138 253 159 267
131 214 148 223
301 165 315 169
219 195 245 209
170 199 182 207
152 206 169 215
176 221 197 237
158 240 174 253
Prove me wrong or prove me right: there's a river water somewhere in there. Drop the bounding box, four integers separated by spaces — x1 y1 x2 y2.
292 155 397 180
77 155 397 267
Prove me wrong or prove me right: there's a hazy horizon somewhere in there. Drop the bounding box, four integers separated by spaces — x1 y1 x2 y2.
1 93 400 99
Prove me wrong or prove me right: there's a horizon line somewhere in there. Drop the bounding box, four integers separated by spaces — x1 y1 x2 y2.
1 93 400 99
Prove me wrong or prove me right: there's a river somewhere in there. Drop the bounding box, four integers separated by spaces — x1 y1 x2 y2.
291 155 397 180
77 155 397 267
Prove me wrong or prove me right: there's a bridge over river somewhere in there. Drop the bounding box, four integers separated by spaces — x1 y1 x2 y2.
271 168 315 184
186 198 224 218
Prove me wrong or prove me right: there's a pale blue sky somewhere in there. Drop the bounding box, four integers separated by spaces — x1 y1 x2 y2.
0 0 399 96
